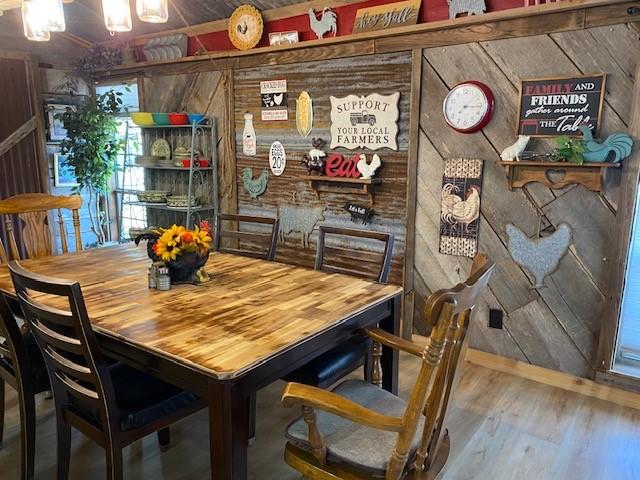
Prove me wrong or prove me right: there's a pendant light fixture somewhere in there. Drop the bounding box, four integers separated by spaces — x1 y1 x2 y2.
39 0 66 32
102 0 132 33
22 1 51 41
136 0 168 23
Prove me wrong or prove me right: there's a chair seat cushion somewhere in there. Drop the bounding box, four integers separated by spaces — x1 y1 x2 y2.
70 363 202 432
283 336 370 387
286 380 424 475
0 330 50 393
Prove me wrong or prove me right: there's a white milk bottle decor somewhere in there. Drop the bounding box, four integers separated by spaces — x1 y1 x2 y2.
242 112 257 156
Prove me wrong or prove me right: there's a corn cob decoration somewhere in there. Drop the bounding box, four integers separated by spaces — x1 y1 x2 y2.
296 91 314 138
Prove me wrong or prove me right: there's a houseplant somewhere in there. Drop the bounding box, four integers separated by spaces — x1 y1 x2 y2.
56 89 125 244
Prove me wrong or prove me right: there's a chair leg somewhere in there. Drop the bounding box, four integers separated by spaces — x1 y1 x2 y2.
18 388 36 480
106 442 124 480
157 427 170 452
0 378 5 449
55 410 71 480
248 392 256 445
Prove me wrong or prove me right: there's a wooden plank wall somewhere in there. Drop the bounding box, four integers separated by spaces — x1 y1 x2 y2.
414 24 640 378
233 52 412 285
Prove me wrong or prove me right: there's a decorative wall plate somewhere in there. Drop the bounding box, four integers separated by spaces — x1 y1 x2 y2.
228 5 264 51
151 138 171 158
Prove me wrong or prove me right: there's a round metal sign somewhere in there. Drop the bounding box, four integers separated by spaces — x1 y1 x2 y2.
269 141 286 176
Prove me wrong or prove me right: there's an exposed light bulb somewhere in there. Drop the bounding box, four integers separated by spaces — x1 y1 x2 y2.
136 0 168 23
22 1 50 41
36 0 66 32
102 0 132 33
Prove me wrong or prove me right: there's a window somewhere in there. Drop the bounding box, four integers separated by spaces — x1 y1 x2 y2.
614 191 640 376
96 80 146 240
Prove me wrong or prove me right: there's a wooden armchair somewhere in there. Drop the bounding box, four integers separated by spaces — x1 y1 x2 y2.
213 213 279 261
0 193 83 262
281 255 494 480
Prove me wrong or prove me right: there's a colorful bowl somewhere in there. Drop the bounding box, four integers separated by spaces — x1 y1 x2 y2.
188 114 206 125
152 113 171 125
169 113 189 125
130 112 154 127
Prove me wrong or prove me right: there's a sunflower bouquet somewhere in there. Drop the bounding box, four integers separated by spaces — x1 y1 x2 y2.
136 220 213 283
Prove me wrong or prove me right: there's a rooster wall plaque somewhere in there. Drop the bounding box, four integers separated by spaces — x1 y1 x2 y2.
228 5 263 51
439 158 484 258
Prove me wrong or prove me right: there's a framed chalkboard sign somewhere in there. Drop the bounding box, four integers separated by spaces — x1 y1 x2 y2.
516 74 606 137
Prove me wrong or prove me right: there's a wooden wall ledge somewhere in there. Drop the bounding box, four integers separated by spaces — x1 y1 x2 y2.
95 0 640 80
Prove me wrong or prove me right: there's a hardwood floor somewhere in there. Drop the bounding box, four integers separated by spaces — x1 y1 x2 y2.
1 349 640 479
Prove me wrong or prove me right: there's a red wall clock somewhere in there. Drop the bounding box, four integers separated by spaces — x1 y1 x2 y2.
442 80 495 133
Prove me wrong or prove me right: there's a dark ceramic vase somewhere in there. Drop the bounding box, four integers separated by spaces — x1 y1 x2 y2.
167 250 209 283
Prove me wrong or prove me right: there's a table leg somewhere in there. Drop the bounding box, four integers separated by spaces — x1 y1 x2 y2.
208 380 249 480
380 295 400 395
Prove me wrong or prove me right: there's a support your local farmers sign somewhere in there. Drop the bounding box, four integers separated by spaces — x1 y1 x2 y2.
516 74 606 137
330 92 400 150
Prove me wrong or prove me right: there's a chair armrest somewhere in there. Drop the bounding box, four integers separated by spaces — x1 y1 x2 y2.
281 382 404 432
363 328 424 358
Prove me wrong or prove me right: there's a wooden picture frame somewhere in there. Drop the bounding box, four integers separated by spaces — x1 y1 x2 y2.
46 104 73 142
53 153 78 187
515 73 607 138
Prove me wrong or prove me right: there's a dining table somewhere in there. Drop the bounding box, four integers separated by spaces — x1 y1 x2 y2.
0 244 403 480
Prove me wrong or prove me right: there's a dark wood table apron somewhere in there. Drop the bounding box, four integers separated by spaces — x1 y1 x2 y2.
0 246 401 480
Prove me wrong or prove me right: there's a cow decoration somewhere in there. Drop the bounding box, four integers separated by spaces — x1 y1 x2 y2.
301 138 327 175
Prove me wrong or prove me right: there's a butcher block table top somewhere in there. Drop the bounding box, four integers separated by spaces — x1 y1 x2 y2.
0 244 401 380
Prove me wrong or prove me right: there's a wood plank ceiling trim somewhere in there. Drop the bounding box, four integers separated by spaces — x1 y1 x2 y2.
94 0 640 80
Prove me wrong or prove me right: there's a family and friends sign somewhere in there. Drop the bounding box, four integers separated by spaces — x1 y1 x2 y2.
516 74 606 137
330 92 400 150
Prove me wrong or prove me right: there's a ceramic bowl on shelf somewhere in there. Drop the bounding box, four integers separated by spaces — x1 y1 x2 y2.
137 190 169 203
188 114 206 125
198 159 211 167
169 113 189 125
166 195 199 208
131 112 154 127
152 113 171 125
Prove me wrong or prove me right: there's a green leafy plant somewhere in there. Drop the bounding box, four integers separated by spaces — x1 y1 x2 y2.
56 90 126 244
555 135 585 165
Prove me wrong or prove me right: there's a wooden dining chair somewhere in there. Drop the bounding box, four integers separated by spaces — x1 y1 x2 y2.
283 225 395 389
213 213 279 261
0 292 50 480
281 255 494 480
0 193 83 261
8 261 206 480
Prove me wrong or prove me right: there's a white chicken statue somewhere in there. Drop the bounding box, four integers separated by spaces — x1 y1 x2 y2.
440 184 481 227
356 154 381 179
308 8 338 39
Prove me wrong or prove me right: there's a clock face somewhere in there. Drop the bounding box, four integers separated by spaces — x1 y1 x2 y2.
229 5 264 50
443 81 495 133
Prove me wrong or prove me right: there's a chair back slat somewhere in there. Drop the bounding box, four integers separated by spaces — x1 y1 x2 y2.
9 260 117 429
214 213 279 261
385 256 494 480
0 193 83 260
314 225 394 283
0 237 8 264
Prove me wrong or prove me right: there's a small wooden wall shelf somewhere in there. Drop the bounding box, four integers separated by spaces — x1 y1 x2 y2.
497 161 621 192
301 175 382 205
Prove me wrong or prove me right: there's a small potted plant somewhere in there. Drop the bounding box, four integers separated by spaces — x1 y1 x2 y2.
136 221 213 283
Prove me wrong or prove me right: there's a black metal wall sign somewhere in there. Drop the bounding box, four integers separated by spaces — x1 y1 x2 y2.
345 202 374 225
516 74 606 137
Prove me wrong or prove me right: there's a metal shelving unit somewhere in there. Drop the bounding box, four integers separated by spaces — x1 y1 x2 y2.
116 118 219 239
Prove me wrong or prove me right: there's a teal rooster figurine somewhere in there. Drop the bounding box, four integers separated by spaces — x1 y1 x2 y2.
579 125 633 163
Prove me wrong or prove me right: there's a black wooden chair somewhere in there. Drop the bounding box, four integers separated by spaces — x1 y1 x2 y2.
284 225 395 389
213 213 279 261
8 261 206 480
0 293 50 480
